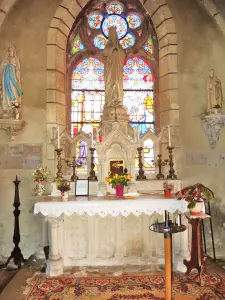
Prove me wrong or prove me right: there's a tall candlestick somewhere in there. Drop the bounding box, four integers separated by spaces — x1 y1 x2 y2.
168 125 171 147
57 126 60 149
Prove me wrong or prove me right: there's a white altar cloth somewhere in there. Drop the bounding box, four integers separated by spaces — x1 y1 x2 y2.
34 196 189 277
34 198 187 218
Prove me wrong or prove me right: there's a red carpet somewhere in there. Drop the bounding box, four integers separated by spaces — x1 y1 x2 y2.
24 273 225 299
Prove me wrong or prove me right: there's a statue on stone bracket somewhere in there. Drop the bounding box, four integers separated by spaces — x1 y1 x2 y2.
207 69 223 113
0 46 22 119
99 27 125 107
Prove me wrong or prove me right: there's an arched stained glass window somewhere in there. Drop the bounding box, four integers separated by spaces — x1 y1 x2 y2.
69 0 158 173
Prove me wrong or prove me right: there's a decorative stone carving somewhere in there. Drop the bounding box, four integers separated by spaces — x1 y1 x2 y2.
96 216 116 258
69 216 88 259
0 119 25 140
202 115 225 148
207 69 223 113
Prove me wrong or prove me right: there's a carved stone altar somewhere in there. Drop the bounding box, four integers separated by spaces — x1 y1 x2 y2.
202 115 225 148
34 195 189 276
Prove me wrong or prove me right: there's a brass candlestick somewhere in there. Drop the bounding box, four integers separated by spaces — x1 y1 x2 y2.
136 147 147 180
167 146 177 180
65 156 79 182
55 148 63 179
152 154 168 180
88 147 98 181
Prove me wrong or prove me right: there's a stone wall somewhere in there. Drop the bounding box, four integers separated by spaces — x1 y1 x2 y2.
0 0 224 260
168 0 225 257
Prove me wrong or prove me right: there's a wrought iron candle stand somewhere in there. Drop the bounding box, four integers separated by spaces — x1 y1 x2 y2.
152 154 168 180
149 212 186 300
88 147 98 181
55 148 63 179
167 146 177 180
0 176 25 270
65 156 79 181
136 147 146 180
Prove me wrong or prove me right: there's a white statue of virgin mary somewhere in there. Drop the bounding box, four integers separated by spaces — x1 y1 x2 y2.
0 45 22 112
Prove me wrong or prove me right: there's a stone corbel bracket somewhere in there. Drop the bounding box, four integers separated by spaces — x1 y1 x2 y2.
201 115 225 149
0 119 26 140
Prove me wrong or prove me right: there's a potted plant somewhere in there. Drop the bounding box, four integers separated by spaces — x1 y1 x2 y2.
32 165 49 196
105 168 131 197
55 178 71 201
175 183 214 215
163 181 174 198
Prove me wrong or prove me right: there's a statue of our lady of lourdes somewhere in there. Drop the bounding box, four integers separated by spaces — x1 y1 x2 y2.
99 27 125 107
207 69 223 113
0 45 22 119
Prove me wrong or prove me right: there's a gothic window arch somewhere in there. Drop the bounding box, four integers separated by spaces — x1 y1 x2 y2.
68 0 158 173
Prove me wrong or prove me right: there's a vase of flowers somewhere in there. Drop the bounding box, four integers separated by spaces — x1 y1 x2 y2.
32 165 49 196
11 101 21 120
55 178 71 201
163 181 174 198
175 183 214 215
105 168 131 198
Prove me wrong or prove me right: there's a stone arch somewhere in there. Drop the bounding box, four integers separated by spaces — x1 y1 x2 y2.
45 0 180 172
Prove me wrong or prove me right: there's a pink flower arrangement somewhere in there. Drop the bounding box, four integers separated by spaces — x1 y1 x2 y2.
163 181 174 191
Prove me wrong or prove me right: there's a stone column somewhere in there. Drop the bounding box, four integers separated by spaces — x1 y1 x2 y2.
175 215 190 273
46 216 64 276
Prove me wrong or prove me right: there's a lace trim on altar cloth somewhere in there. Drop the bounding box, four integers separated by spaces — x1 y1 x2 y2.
34 199 187 218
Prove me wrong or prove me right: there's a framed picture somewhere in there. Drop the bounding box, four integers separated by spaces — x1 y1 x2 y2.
75 179 89 196
108 159 125 176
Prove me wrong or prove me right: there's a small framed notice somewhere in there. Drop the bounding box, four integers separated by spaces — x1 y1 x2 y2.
75 179 89 196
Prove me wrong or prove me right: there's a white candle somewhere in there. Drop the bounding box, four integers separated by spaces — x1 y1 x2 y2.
168 125 171 146
177 215 180 226
57 126 60 149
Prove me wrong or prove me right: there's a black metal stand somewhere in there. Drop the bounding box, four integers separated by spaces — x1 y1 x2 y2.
149 212 186 300
0 176 25 270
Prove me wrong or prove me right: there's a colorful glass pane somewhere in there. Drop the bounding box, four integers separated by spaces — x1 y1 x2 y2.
88 13 103 29
143 38 154 54
123 57 154 90
94 34 107 49
106 2 124 15
120 33 135 49
102 15 127 39
123 91 154 136
143 139 155 173
126 14 141 29
71 35 85 55
75 139 87 169
72 57 104 90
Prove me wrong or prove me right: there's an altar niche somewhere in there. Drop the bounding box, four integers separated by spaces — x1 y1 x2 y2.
109 159 125 176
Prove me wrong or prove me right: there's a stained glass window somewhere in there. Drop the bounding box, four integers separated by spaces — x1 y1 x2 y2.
126 14 141 29
72 57 104 90
102 15 127 39
106 2 124 15
124 57 154 90
120 34 135 49
143 139 155 173
71 36 85 55
94 34 107 50
88 13 103 29
143 37 154 54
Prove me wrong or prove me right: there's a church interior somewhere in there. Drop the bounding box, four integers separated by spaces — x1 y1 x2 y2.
0 0 225 299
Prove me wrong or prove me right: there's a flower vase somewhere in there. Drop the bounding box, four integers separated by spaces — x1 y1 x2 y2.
164 189 171 198
116 184 124 197
190 201 203 216
61 191 69 201
35 182 45 196
15 108 20 120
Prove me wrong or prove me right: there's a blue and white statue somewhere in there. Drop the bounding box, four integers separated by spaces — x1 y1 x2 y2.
0 45 22 112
